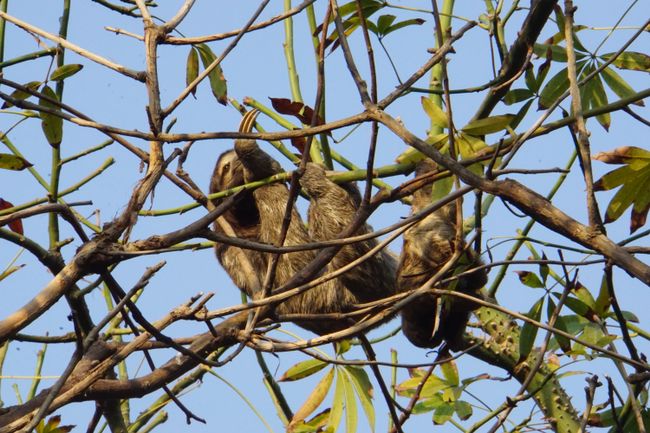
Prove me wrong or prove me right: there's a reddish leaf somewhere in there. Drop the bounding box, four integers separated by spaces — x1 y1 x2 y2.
269 97 323 126
0 198 24 235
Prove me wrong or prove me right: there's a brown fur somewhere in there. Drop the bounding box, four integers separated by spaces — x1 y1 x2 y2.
397 159 487 349
210 140 398 335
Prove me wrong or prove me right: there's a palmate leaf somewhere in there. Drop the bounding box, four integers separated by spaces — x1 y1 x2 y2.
594 146 650 233
289 367 335 432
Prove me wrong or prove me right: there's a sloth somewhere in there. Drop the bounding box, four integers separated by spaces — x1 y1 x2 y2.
397 158 488 349
209 110 398 335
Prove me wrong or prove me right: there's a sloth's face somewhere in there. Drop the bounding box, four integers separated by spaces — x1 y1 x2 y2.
212 149 245 191
211 149 260 229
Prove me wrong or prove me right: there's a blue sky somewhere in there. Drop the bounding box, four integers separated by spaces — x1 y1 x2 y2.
1 1 648 432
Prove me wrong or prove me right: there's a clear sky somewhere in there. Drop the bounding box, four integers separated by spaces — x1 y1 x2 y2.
0 1 648 432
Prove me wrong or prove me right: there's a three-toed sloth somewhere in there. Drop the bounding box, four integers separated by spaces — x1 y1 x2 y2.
210 111 486 346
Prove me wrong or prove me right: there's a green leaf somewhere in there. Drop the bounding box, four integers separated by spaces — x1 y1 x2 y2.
375 14 396 34
345 366 374 431
412 394 444 414
0 153 32 170
515 271 545 288
594 275 611 317
433 402 455 425
396 372 447 399
601 51 650 72
394 133 448 165
49 64 83 81
440 360 459 387
380 17 425 37
573 282 597 310
582 70 610 130
461 114 515 135
510 99 534 130
186 47 199 97
539 253 550 284
547 298 571 353
280 358 328 381
342 371 358 433
601 66 644 107
534 43 568 62
504 88 534 105
554 293 595 320
525 64 537 92
39 85 63 148
604 171 650 228
327 370 345 433
430 174 453 203
290 367 335 430
1 81 41 108
519 297 544 361
421 97 448 129
455 400 473 420
456 133 487 160
0 263 24 282
292 410 330 433
539 67 570 109
195 43 228 105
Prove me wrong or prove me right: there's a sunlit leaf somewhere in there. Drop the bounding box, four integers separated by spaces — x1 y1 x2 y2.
394 133 448 165
594 275 611 317
0 153 32 170
421 97 448 129
35 415 74 433
186 47 199 97
601 51 650 72
345 366 374 431
280 358 328 381
594 147 650 232
327 370 345 433
289 367 335 431
456 133 487 160
461 114 514 135
396 371 447 398
430 174 453 203
39 85 63 148
519 297 544 361
49 64 83 81
292 409 330 433
573 282 597 310
195 44 228 105
342 371 358 433
440 359 459 387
